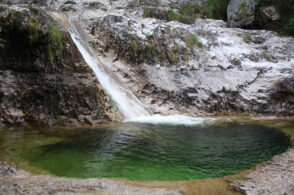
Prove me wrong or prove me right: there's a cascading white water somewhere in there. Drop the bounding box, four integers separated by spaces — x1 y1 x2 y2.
68 20 215 126
68 22 151 119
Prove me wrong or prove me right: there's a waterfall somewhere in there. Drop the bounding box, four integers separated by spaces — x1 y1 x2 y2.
68 21 151 119
68 20 214 126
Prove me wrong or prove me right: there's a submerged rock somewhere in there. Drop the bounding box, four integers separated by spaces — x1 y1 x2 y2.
227 0 256 28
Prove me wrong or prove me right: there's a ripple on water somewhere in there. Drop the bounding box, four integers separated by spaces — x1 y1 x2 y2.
0 122 291 181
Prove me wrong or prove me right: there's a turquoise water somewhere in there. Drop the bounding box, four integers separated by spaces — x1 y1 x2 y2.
0 122 290 181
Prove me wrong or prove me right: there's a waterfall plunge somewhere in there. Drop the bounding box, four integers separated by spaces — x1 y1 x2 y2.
68 21 214 126
69 23 151 119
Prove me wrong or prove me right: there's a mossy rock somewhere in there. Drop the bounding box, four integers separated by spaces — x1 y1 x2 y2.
0 8 65 71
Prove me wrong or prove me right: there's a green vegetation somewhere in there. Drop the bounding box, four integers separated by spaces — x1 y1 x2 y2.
139 0 161 5
207 0 230 20
129 34 201 65
282 17 294 36
238 33 253 43
186 35 202 49
166 4 204 24
88 1 102 8
0 136 3 144
183 55 189 61
48 25 63 61
28 7 40 15
179 4 202 16
130 40 156 57
143 8 152 17
254 0 294 36
0 10 65 68
28 19 42 45
167 9 191 23
238 2 250 19
262 53 272 61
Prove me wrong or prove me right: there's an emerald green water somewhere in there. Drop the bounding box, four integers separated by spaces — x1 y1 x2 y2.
0 122 290 181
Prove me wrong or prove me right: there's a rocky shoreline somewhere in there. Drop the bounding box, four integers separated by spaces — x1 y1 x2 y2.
232 148 294 195
0 148 293 195
0 161 181 195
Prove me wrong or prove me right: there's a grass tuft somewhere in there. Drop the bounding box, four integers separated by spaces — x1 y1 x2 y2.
186 35 203 49
48 25 63 61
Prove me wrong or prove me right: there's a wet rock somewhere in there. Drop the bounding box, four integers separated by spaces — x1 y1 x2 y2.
1 0 294 121
227 0 256 28
0 6 122 126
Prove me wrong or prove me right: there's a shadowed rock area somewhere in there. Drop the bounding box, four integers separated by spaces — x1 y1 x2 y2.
0 6 122 126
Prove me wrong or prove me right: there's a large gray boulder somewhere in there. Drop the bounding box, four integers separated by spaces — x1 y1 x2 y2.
227 0 256 28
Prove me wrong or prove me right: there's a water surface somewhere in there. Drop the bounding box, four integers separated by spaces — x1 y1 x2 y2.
0 122 290 181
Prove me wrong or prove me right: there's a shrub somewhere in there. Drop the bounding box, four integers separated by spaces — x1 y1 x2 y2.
186 35 202 49
166 4 206 24
282 16 294 36
48 25 63 61
207 0 230 20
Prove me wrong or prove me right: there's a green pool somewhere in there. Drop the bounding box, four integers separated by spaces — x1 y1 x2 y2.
0 121 291 181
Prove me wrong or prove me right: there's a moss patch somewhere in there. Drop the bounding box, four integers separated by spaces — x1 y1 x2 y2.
262 53 272 61
238 33 253 43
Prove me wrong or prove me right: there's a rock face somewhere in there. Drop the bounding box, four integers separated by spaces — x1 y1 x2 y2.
55 0 294 117
0 6 122 126
227 0 256 28
0 0 293 124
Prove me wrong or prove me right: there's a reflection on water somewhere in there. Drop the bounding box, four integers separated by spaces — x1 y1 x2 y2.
0 122 291 181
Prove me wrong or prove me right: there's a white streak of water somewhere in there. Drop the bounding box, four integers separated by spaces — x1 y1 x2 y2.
68 20 215 126
68 22 151 119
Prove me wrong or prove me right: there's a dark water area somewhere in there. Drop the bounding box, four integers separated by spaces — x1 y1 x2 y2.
0 122 290 181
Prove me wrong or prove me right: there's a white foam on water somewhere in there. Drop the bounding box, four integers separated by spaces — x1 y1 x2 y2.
125 114 216 126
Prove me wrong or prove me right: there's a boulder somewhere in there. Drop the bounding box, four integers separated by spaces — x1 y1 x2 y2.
261 6 281 21
227 0 256 28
